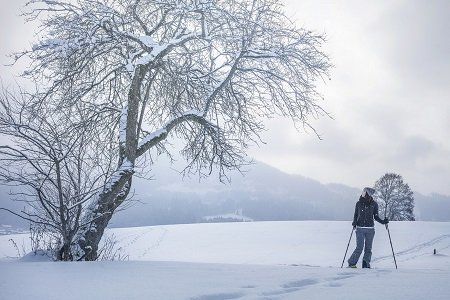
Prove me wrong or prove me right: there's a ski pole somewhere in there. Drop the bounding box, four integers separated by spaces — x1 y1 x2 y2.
341 227 355 268
385 223 398 269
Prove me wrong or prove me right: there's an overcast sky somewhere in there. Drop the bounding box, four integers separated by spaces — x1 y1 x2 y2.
248 0 450 196
0 0 449 196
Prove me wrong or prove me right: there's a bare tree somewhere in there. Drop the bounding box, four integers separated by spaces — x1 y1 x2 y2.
373 173 415 221
11 0 332 260
0 88 114 260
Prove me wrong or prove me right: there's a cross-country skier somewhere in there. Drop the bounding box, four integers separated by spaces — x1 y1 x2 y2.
348 187 389 268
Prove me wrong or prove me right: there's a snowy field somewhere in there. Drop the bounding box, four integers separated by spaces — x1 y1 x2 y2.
1 221 449 299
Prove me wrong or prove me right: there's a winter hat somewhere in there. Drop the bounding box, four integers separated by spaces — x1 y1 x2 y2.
362 187 376 197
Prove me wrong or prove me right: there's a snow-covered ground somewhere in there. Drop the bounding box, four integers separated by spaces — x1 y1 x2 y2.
1 221 449 299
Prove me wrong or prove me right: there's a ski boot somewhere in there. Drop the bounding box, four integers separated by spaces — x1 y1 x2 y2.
362 261 371 269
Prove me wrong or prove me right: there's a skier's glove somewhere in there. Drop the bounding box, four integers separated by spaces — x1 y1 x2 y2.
383 218 389 224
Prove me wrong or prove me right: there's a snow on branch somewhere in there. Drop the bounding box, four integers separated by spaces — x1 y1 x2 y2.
102 159 134 195
136 110 210 157
135 30 199 66
243 48 279 59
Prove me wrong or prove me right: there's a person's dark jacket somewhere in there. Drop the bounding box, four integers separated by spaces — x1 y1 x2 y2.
352 195 387 227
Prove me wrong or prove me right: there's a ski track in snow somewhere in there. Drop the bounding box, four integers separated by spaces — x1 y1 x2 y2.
266 271 368 297
139 227 168 258
110 226 168 259
263 278 321 297
190 292 244 300
373 234 450 263
189 267 389 300
190 270 375 300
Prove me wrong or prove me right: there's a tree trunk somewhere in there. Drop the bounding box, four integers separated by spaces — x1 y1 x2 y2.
76 172 133 261
58 242 73 261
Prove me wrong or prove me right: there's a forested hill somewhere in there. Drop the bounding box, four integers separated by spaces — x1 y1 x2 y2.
1 161 449 229
109 161 450 227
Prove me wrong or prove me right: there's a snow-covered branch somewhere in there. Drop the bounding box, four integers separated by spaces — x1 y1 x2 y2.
136 110 210 157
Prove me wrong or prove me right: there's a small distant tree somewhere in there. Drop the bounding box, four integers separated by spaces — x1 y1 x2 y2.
373 173 415 221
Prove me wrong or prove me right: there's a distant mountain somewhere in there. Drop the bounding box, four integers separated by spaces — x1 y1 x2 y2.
110 160 450 227
414 192 450 221
109 161 360 227
1 160 449 229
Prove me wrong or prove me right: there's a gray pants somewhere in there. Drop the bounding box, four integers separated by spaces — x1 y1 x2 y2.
348 227 375 265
